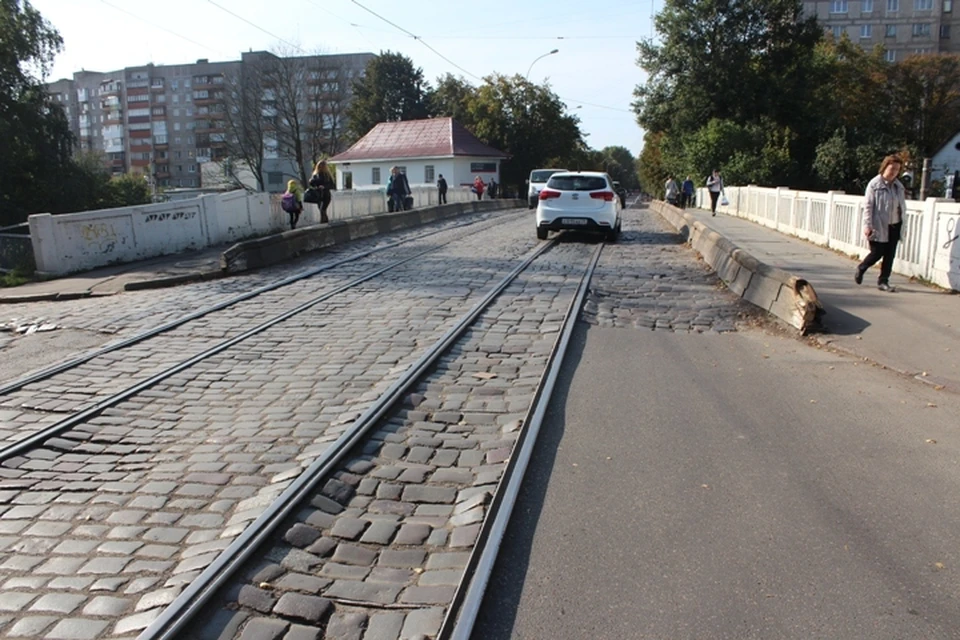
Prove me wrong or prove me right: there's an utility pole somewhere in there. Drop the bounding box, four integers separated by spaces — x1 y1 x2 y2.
920 157 931 201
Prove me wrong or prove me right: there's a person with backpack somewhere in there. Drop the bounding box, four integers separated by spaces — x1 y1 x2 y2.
387 167 411 212
308 160 335 224
281 179 303 230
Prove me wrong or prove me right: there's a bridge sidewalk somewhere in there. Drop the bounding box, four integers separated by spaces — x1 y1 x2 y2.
679 205 960 393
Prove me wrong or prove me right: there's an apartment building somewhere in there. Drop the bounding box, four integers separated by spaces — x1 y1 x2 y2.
47 51 374 192
804 0 960 60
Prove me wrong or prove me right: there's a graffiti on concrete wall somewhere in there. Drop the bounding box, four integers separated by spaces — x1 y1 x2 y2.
144 209 199 224
79 222 119 254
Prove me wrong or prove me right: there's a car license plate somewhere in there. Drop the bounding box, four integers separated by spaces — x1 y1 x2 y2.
562 218 587 225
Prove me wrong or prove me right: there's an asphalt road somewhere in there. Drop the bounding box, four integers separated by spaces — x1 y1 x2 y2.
473 322 960 640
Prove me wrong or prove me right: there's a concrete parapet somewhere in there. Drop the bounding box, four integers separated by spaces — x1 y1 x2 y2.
221 199 522 274
651 201 822 334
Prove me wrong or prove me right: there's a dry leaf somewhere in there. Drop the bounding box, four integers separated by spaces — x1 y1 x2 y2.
928 403 938 408
926 439 938 444
810 399 818 404
472 372 497 380
934 562 945 571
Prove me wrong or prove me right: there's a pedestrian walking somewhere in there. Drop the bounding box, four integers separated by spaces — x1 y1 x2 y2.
681 176 695 209
856 154 907 292
437 174 448 205
280 179 303 230
387 166 411 212
473 176 485 200
706 169 724 216
664 176 679 206
308 160 335 224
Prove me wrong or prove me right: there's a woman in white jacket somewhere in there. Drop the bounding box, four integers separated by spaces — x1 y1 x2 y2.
855 154 907 292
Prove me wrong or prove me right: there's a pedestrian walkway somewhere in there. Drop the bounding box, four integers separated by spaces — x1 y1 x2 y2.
681 205 960 393
0 245 225 303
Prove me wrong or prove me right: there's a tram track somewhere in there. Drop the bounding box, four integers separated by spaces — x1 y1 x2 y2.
0 210 527 449
143 239 604 640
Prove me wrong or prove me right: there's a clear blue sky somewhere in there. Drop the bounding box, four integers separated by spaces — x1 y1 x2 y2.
31 0 653 158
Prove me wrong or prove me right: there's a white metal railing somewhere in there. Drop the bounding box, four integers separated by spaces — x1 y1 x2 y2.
696 185 960 291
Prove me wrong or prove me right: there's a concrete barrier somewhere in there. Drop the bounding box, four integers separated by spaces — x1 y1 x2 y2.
652 200 822 334
221 199 523 273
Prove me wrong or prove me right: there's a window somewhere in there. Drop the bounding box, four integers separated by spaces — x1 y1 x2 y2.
886 49 897 61
470 162 497 173
268 171 283 184
946 0 954 11
863 0 874 11
861 24 873 37
887 0 899 10
942 23 951 37
886 23 897 36
372 167 381 184
833 25 845 38
913 22 931 36
915 0 933 8
830 0 849 12
425 165 435 183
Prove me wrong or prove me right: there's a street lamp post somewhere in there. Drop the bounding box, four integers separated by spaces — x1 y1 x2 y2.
526 49 559 80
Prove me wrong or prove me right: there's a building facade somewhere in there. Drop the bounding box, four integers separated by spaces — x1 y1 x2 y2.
47 51 374 193
804 0 960 60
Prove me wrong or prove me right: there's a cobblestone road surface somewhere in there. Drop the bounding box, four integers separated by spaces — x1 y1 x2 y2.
0 206 759 640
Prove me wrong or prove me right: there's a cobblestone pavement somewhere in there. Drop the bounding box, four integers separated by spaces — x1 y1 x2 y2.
583 207 754 332
0 210 518 380
0 211 527 446
0 206 763 640
0 213 548 640
183 242 597 640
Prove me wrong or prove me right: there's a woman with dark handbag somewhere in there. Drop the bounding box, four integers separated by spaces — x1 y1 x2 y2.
309 160 335 223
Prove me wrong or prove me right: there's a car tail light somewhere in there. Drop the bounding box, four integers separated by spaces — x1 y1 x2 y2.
539 190 562 200
590 191 615 201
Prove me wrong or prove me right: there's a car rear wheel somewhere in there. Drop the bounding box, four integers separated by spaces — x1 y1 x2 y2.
536 226 548 240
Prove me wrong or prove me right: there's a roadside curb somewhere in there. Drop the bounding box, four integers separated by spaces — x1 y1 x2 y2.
222 199 523 274
651 201 821 333
123 270 227 291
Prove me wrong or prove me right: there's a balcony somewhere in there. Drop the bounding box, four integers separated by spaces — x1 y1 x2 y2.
154 142 169 150
131 158 151 167
130 130 151 139
150 80 165 91
126 86 149 96
110 159 126 168
128 115 150 125
130 143 151 153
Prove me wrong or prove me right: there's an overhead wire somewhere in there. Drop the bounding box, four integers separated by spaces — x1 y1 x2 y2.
98 0 226 58
205 0 304 53
349 0 483 80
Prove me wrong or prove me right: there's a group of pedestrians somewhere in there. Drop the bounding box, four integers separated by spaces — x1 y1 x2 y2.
281 160 334 230
664 171 725 214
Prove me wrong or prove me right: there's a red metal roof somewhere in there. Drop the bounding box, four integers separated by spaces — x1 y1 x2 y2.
329 117 508 162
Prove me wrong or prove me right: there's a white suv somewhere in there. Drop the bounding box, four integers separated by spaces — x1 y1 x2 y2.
527 168 567 209
535 171 622 242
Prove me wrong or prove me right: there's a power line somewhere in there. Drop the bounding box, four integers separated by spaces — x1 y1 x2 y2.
205 0 304 53
349 0 483 80
99 0 225 57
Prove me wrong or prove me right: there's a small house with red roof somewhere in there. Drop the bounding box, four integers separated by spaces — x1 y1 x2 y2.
328 117 508 191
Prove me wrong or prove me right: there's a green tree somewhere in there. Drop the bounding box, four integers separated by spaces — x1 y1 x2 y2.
466 74 584 196
346 51 430 139
428 73 477 127
0 0 74 226
600 146 640 189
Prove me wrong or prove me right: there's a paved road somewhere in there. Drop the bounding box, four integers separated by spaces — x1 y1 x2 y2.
474 230 960 638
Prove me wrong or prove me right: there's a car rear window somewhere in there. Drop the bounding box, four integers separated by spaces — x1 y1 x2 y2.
531 170 563 183
546 175 608 191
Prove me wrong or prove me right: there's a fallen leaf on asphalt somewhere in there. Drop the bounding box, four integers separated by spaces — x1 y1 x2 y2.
934 562 945 571
935 385 945 391
926 439 937 444
810 399 818 404
928 403 938 408
606 457 612 460
828 366 835 370
472 372 497 380
572 463 578 467
922 371 929 377
259 582 274 590
701 484 710 489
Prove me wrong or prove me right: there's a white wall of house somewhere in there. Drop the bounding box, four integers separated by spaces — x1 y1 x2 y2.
333 157 502 190
932 133 960 184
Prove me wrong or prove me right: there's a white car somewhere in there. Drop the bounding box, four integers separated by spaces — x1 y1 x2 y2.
535 171 622 242
527 168 567 209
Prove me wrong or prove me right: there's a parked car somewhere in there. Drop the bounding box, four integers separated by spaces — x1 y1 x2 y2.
535 171 622 242
527 168 568 209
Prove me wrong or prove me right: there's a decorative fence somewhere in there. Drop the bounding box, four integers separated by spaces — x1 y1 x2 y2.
699 185 960 292
0 224 35 273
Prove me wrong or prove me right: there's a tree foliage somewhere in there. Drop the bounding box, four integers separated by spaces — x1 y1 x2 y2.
346 51 430 139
